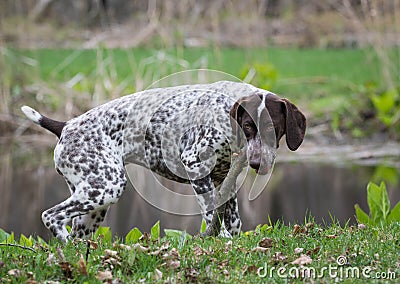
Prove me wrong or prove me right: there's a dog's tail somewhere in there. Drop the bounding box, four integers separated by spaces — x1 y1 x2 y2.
21 106 66 138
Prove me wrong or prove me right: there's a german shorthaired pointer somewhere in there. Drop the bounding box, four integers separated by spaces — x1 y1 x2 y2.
21 81 306 241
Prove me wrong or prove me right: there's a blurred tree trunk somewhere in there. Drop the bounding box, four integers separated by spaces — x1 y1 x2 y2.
30 0 55 22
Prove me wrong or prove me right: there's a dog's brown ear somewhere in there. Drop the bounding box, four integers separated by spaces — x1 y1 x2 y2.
282 99 306 151
229 99 244 148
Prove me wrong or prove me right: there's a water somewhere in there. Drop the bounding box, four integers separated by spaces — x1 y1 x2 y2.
1 147 398 239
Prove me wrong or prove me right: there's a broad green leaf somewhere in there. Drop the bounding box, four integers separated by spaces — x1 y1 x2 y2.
19 234 33 247
371 90 396 114
387 201 400 224
354 204 370 225
367 182 390 225
200 219 207 234
95 227 112 243
6 232 15 243
0 229 10 242
150 221 160 241
378 182 390 222
164 229 184 238
366 182 381 223
125 228 142 244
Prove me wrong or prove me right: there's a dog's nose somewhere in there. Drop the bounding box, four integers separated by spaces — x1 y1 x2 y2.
249 161 260 171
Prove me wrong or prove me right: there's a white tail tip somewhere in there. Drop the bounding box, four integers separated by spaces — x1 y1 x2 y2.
21 105 42 124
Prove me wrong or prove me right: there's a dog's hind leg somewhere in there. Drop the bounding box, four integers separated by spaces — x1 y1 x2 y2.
71 208 109 239
46 154 127 241
41 196 100 242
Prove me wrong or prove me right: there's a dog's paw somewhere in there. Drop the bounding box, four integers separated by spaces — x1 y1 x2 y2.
219 228 233 238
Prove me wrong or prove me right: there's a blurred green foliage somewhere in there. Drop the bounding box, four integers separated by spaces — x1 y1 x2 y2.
240 62 278 90
372 166 399 187
355 181 400 226
370 88 400 128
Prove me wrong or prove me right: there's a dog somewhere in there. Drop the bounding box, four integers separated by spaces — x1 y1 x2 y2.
21 81 306 241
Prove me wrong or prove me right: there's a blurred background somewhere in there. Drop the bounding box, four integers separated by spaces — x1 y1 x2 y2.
0 0 399 239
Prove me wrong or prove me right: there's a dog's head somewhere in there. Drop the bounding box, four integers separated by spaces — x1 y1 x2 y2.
230 93 306 175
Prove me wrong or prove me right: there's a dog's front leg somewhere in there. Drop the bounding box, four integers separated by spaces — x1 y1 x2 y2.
190 176 217 233
223 196 242 236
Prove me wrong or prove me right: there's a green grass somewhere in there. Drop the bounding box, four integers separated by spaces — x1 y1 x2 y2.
10 46 396 122
15 47 384 95
1 221 399 283
19 47 380 80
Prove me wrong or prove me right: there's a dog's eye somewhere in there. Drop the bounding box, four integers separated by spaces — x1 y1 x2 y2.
243 123 252 130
